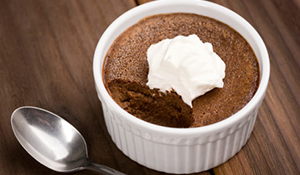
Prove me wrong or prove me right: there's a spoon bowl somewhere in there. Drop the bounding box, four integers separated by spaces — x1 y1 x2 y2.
11 106 125 175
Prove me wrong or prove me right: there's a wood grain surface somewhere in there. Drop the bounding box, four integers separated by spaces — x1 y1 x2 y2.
0 0 299 174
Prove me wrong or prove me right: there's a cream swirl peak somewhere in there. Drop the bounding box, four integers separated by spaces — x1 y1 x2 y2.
146 34 226 107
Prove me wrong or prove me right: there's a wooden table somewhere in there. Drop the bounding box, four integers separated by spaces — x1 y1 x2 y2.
1 0 299 174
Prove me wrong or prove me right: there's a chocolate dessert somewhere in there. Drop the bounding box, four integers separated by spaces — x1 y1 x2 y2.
103 13 259 128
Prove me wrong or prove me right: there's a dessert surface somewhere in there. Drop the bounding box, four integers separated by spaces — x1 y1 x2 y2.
103 13 259 127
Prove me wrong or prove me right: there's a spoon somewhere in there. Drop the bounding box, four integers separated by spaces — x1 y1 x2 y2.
11 106 125 175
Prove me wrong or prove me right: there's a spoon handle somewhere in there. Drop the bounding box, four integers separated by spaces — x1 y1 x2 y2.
85 161 126 175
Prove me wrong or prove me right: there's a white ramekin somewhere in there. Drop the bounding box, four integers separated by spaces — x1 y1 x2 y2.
93 0 270 174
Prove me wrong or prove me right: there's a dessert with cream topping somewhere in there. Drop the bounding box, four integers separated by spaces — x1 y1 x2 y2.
147 34 225 107
103 13 259 128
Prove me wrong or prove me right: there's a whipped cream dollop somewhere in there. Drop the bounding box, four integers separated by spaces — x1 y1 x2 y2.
146 34 226 107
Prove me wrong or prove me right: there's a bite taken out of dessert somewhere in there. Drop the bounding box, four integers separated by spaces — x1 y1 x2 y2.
102 13 259 128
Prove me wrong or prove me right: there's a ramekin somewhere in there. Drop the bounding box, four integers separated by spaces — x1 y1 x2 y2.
93 0 270 174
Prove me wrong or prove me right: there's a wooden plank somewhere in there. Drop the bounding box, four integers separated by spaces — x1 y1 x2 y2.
0 0 136 175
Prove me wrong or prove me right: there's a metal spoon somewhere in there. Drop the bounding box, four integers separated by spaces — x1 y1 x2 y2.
11 106 125 175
